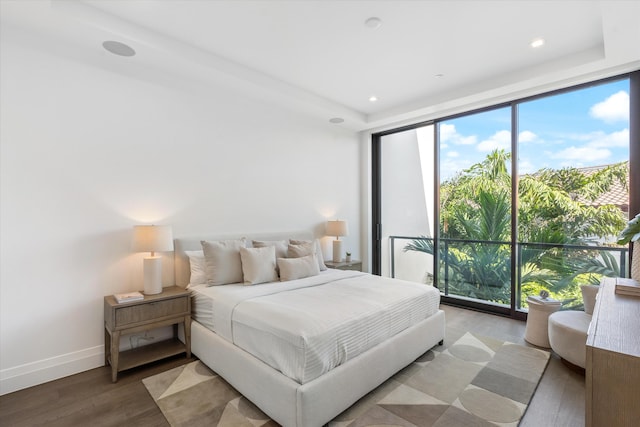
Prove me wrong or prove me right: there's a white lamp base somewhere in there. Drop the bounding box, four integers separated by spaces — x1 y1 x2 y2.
332 239 343 263
143 256 163 295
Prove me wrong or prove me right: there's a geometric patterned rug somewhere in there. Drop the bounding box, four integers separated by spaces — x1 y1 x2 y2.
143 332 549 426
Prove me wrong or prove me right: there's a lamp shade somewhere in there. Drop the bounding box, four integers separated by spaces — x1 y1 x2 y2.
326 220 348 237
132 225 174 253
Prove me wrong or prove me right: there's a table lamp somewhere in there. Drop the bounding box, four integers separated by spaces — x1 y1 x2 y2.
132 225 174 295
326 220 348 263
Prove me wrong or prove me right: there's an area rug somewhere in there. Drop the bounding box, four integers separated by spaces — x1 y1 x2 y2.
143 332 549 426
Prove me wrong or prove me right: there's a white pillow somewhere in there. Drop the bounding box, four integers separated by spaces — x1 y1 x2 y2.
201 239 246 286
252 240 288 259
289 239 327 271
185 250 206 285
581 284 599 315
288 241 314 258
240 246 278 285
278 254 320 281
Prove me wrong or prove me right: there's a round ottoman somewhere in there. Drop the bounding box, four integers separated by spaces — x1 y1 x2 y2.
548 311 592 368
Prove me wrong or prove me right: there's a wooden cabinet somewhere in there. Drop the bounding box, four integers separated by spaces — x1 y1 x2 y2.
325 259 362 271
585 278 640 427
104 286 191 382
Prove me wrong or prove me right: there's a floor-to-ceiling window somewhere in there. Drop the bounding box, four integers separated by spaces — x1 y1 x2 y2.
437 107 513 310
516 79 630 311
373 72 637 318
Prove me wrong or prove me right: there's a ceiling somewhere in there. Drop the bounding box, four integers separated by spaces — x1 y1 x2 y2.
2 0 639 131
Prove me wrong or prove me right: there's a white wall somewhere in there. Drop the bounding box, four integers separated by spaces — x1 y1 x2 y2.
380 129 433 281
0 34 361 394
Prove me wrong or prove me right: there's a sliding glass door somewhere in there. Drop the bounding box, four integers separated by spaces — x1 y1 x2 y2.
436 107 513 309
373 73 635 318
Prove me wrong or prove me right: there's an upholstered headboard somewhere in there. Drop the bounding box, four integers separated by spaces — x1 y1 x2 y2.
174 231 314 288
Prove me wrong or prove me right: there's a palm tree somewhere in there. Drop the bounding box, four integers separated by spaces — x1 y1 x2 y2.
406 150 628 307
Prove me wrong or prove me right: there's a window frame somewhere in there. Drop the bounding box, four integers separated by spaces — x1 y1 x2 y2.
372 71 639 319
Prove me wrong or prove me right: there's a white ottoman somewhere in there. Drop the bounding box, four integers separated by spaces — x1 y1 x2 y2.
548 311 592 368
524 296 561 348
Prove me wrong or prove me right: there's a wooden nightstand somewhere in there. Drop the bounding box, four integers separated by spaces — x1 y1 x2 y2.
104 286 191 382
325 259 362 271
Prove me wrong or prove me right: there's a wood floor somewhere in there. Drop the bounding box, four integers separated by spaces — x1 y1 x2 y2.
442 305 585 427
0 304 585 426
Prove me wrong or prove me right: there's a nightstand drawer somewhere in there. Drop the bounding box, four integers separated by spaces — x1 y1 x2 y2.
324 260 362 271
115 297 188 326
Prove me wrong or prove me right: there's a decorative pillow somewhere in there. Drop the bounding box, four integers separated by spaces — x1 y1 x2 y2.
240 246 278 285
288 241 314 258
289 239 328 271
278 254 320 281
581 284 600 315
185 250 206 285
252 240 288 260
201 239 246 286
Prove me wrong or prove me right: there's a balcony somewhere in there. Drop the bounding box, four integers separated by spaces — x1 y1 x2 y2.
389 235 628 312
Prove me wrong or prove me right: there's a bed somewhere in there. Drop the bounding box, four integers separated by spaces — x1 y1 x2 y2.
174 231 445 427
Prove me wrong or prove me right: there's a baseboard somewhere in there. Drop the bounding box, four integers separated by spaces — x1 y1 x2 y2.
0 345 104 396
1 325 177 395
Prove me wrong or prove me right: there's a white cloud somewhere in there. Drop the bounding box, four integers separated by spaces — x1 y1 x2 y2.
589 90 629 123
439 123 477 145
447 151 459 157
439 124 456 142
563 132 601 142
478 130 510 151
518 130 538 143
585 129 629 148
518 159 537 175
551 146 611 162
440 157 475 181
543 128 628 165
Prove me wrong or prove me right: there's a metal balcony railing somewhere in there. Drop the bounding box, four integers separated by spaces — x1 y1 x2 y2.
389 235 629 310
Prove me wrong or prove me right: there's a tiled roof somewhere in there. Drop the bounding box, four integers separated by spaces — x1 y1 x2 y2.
577 164 629 213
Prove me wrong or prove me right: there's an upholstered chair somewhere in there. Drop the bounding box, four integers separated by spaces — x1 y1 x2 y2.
547 285 599 369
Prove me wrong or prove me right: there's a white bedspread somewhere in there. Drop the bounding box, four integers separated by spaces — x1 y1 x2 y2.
190 270 440 384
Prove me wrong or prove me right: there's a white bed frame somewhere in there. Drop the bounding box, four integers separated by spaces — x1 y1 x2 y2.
175 232 445 427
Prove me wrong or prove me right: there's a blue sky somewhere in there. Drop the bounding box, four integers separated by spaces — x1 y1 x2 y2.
439 78 630 181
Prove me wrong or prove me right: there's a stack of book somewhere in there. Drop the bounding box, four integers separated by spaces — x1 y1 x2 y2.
114 291 144 304
615 278 640 297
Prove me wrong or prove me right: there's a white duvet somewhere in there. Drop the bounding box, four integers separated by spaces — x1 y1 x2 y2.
190 269 440 384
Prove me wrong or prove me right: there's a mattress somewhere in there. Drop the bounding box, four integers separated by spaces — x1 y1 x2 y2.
190 269 440 384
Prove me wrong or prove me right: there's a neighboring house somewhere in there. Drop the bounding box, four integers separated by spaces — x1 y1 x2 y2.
577 164 630 215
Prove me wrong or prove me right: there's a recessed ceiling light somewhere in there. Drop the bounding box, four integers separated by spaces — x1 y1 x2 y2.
369 95 378 102
530 38 545 48
435 73 444 78
102 40 136 57
329 117 344 124
365 17 382 29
